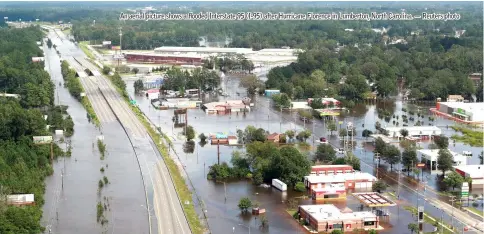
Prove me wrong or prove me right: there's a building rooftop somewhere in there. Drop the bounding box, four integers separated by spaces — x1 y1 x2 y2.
154 46 254 54
311 165 353 169
305 172 377 184
384 126 441 133
439 102 484 122
124 52 203 59
299 204 376 222
454 165 484 179
352 192 397 207
418 149 467 164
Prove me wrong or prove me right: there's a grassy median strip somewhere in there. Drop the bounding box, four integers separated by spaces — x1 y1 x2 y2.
107 76 204 234
79 41 96 60
404 206 454 234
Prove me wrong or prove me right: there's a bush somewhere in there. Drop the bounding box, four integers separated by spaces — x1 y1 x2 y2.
238 197 252 213
294 182 306 192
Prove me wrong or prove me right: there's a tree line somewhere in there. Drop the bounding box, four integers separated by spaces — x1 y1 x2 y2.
161 67 220 94
0 26 67 233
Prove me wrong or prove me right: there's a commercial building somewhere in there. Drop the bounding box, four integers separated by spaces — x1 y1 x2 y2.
311 183 346 200
124 52 203 65
310 165 354 176
202 100 250 114
209 133 238 145
298 204 380 232
304 172 377 190
7 194 35 206
266 133 281 143
160 98 201 109
418 149 467 171
144 89 160 100
454 165 484 190
383 126 442 139
432 102 484 124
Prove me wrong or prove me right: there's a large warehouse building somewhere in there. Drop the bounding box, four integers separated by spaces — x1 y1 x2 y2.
432 102 484 124
123 52 203 65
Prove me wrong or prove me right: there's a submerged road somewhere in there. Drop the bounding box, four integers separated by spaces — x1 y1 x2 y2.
53 29 191 234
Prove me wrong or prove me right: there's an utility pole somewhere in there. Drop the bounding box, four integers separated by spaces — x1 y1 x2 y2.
217 143 220 165
118 27 122 69
375 152 380 179
450 195 456 230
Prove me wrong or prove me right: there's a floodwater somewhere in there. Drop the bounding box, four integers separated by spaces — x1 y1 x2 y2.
41 32 149 234
126 73 483 234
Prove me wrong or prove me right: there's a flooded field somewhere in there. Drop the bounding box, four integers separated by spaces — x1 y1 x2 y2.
126 74 482 234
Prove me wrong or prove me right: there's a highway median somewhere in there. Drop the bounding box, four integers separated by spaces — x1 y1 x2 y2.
108 74 204 234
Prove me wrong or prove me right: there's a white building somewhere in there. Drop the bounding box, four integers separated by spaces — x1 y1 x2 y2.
418 149 467 172
304 172 377 190
454 165 484 190
383 126 442 139
436 102 484 123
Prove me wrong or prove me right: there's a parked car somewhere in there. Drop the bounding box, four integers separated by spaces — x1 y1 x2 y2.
337 148 346 154
319 137 328 144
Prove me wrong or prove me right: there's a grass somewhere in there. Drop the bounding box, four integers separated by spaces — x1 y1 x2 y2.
62 28 71 35
79 41 96 60
451 126 484 147
81 96 100 127
404 206 455 234
466 206 484 216
105 75 204 234
97 139 106 160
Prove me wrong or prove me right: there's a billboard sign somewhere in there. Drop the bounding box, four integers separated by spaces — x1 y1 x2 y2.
33 136 53 144
112 46 121 51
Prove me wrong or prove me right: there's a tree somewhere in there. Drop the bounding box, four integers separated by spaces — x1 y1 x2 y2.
402 148 418 176
272 93 291 108
134 79 144 95
294 182 305 192
327 121 337 135
199 133 207 143
296 130 311 142
408 223 419 234
47 38 53 48
400 129 409 138
238 197 252 213
339 128 348 137
285 130 295 142
383 145 401 171
437 149 454 175
260 215 269 228
374 137 387 155
362 129 373 138
372 180 388 193
184 125 195 141
240 75 260 96
314 144 336 162
434 135 449 149
443 171 464 190
132 68 139 74
102 66 111 75
330 230 343 234
368 230 377 234
345 152 361 170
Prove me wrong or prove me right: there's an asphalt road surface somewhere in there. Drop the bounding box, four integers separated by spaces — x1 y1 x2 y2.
54 30 191 234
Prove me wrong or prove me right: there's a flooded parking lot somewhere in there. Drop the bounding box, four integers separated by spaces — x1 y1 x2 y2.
125 74 482 234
